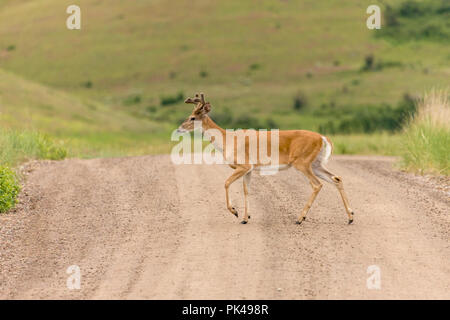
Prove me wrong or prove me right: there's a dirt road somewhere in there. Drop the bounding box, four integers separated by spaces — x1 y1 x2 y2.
0 155 449 299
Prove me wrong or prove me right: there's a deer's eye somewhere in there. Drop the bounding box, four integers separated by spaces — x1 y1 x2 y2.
190 117 196 121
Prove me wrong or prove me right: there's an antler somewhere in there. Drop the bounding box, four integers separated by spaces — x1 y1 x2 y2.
185 92 206 105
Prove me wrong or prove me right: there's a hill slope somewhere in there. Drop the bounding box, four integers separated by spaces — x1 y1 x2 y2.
0 68 171 156
0 0 448 132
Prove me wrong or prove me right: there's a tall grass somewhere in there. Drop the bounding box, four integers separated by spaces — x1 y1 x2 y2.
0 129 67 167
401 90 450 175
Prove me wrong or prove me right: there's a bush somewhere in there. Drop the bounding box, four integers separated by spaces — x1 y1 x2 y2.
249 63 261 71
160 91 184 106
210 107 234 127
361 54 403 72
318 94 417 134
293 91 308 111
211 109 277 129
361 54 374 71
147 106 157 113
123 94 142 106
233 114 264 129
266 118 279 129
83 80 93 88
0 166 20 213
377 0 450 42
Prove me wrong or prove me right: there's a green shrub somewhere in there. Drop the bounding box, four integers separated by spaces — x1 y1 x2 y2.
266 118 278 129
147 105 157 113
233 114 263 129
83 80 93 88
293 91 308 111
318 94 417 134
361 54 374 71
0 165 20 213
249 63 261 71
210 107 234 127
199 70 208 78
123 94 142 106
377 0 450 42
361 54 404 72
160 91 184 106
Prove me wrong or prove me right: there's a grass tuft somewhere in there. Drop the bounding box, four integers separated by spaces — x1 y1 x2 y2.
0 129 67 167
401 90 450 175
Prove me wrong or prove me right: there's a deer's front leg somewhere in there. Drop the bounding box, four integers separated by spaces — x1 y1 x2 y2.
225 166 251 220
241 171 252 224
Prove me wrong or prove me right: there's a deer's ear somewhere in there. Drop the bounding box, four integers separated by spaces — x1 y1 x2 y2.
194 103 211 116
203 103 211 113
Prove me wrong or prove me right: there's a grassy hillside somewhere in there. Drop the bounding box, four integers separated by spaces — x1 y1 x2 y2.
0 69 172 157
0 0 448 133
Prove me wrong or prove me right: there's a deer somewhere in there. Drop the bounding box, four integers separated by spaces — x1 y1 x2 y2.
177 93 354 225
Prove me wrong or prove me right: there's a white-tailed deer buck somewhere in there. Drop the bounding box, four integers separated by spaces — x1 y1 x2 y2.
177 93 354 225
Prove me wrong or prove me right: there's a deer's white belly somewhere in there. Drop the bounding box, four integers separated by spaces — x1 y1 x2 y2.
253 164 291 172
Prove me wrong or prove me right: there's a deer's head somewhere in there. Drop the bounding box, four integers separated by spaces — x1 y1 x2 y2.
177 93 211 133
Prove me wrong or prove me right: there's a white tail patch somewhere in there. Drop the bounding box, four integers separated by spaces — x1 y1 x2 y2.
317 136 332 165
311 136 334 183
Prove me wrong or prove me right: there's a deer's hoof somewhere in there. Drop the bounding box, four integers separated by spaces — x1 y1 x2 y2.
241 220 248 224
348 219 354 225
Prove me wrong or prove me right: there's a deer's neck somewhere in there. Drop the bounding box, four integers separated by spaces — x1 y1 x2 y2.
202 116 226 136
201 116 227 153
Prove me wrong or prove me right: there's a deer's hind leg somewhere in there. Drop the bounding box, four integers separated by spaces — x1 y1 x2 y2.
312 165 354 224
293 163 323 225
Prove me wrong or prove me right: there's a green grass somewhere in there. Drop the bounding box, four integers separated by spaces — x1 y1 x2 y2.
0 130 66 166
402 124 450 174
0 165 20 213
331 133 403 155
400 90 450 175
